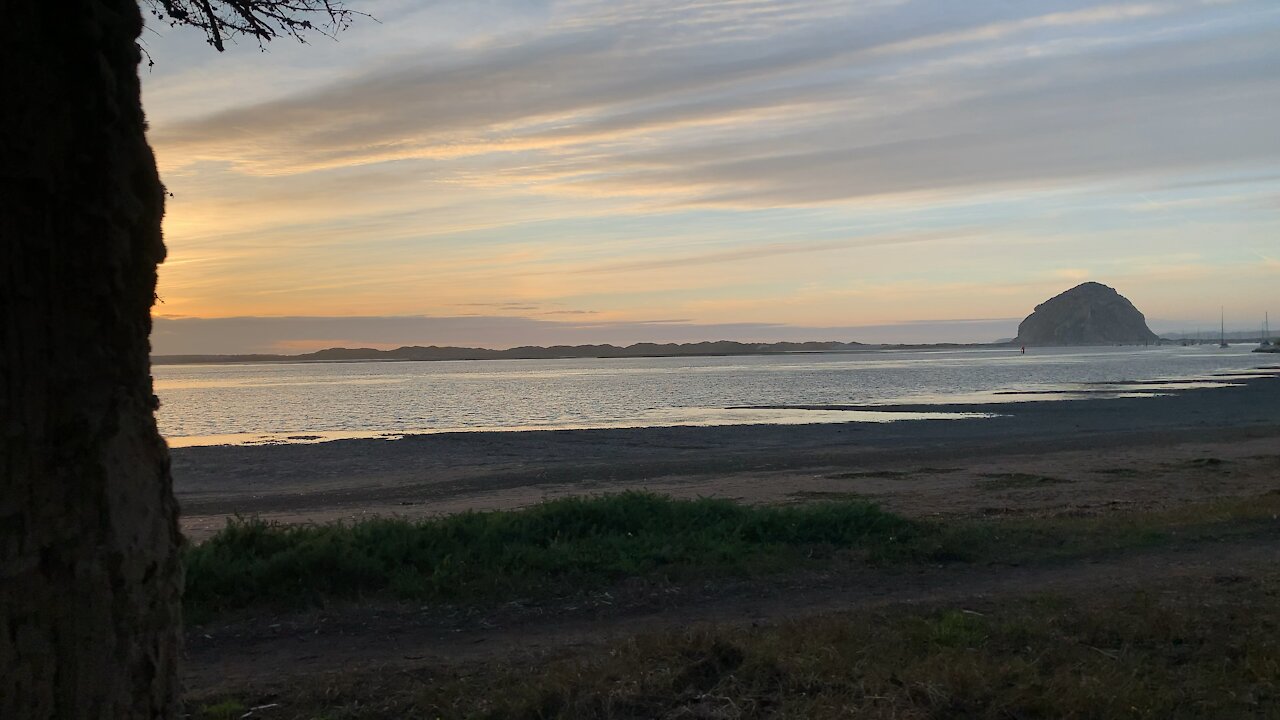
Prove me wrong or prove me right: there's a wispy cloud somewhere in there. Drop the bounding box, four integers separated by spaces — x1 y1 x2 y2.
144 0 1280 334
567 229 971 274
154 0 1280 198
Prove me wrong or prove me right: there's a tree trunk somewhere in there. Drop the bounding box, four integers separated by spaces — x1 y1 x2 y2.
1 1 182 717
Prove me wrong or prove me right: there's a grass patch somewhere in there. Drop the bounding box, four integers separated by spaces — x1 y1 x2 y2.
786 490 872 502
185 493 1280 620
917 494 1280 563
195 700 246 720
192 574 1280 719
184 492 916 619
976 472 1073 491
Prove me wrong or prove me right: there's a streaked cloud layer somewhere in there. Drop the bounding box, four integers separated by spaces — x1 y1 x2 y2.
143 0 1280 348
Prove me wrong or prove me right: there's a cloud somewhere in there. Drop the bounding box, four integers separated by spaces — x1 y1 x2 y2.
567 229 971 274
152 0 1280 207
1053 268 1092 281
144 0 1280 325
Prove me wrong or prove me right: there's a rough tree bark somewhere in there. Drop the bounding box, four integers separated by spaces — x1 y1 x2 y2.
1 0 182 717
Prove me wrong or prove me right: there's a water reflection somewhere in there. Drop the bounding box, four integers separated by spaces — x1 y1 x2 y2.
166 407 996 448
154 346 1276 446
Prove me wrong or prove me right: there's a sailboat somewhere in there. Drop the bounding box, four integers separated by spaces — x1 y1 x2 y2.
1255 312 1277 353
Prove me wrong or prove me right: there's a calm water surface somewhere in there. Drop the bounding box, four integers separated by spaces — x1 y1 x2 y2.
154 346 1271 446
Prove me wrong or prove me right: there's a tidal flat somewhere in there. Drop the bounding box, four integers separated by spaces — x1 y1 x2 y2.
173 370 1280 538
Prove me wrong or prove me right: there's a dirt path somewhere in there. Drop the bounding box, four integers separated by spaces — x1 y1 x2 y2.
184 532 1280 695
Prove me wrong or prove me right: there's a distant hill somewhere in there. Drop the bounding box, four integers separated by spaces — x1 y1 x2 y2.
152 340 877 365
1014 282 1158 347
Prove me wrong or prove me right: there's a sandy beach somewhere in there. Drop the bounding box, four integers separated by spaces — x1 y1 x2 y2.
173 368 1280 540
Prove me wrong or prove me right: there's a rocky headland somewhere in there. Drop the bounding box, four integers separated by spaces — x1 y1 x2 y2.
1014 282 1159 346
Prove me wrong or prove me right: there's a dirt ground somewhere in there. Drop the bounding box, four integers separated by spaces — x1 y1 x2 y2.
184 533 1280 698
181 430 1280 698
176 376 1280 701
177 429 1280 540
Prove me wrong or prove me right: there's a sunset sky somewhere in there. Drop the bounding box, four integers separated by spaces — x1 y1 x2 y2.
142 0 1280 354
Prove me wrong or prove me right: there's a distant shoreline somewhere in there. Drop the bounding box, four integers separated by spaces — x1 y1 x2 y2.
149 338 1230 366
151 340 1012 365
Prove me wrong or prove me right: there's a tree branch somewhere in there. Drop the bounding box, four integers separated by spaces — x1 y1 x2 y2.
196 0 224 51
143 0 362 52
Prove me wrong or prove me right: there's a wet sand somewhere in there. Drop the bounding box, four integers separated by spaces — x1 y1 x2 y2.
173 370 1280 540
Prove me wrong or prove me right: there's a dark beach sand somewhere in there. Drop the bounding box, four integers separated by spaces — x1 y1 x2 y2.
173 369 1280 540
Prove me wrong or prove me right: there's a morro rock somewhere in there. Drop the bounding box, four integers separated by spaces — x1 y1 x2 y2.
1014 282 1158 346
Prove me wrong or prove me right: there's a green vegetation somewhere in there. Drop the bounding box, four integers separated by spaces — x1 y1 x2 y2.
184 492 916 619
919 494 1280 564
192 574 1280 719
186 492 1280 717
185 492 1280 621
785 490 872 502
195 700 246 720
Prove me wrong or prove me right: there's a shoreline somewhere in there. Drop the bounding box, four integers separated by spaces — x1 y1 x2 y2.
173 372 1280 540
163 408 999 449
154 341 1253 367
160 360 1279 449
179 373 1280 714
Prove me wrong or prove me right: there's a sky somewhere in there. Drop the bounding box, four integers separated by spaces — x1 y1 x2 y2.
141 0 1280 354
